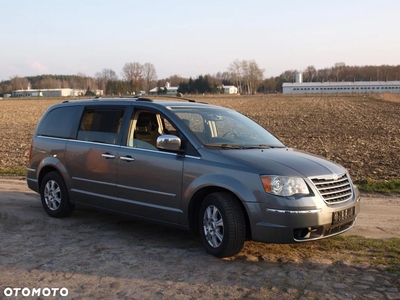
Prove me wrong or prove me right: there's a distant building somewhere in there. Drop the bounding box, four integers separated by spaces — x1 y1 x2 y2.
283 81 400 94
11 88 103 97
283 73 400 94
219 85 238 94
149 82 178 95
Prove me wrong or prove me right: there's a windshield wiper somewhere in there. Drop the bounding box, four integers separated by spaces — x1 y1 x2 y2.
204 143 242 149
241 145 271 149
205 144 282 150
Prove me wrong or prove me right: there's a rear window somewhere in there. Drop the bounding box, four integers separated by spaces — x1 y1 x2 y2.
37 106 81 138
77 108 124 144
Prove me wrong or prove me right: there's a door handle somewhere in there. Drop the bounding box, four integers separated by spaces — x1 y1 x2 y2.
120 156 135 162
101 153 116 159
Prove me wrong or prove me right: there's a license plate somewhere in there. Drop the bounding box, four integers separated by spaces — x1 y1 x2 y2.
332 207 355 225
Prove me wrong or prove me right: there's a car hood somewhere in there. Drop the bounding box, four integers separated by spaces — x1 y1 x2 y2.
219 148 347 178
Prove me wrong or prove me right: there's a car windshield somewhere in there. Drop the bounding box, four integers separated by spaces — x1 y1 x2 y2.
169 106 285 149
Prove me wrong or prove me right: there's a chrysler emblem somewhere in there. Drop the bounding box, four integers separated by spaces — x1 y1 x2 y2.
332 174 339 181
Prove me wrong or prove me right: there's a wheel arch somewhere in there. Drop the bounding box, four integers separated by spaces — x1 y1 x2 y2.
188 186 252 240
39 167 75 218
37 160 71 196
38 166 60 189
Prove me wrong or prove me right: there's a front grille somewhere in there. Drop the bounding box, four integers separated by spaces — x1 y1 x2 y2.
310 174 353 204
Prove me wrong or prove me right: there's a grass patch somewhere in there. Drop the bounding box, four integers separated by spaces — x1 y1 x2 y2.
0 167 26 176
318 235 400 270
239 236 400 271
356 178 400 194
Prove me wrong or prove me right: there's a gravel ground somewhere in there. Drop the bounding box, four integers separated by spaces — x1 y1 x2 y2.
0 179 399 299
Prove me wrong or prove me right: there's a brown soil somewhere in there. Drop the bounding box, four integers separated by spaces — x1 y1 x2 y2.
0 94 399 182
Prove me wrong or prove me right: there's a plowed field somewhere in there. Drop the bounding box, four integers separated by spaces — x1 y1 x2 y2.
0 94 399 182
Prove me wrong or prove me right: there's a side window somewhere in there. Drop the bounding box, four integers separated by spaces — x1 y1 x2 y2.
126 110 179 150
77 108 124 145
174 112 206 142
162 117 177 135
37 106 81 138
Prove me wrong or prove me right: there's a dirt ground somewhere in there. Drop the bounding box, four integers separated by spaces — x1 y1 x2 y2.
0 179 399 299
1 94 399 182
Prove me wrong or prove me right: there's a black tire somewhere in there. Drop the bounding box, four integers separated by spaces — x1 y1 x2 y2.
199 192 246 258
40 171 75 218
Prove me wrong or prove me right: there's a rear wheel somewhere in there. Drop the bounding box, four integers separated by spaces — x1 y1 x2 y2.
199 192 246 258
40 171 75 218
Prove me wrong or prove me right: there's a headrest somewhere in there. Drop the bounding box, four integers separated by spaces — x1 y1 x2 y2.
137 115 151 127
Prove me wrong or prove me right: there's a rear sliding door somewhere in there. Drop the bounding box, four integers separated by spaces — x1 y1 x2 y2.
66 106 125 209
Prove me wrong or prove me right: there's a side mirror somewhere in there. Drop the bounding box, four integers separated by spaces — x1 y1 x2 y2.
156 135 181 151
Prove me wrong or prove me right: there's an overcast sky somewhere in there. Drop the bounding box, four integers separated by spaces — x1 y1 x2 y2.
1 0 399 81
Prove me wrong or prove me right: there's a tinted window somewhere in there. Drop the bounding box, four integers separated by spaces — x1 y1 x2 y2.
80 109 123 133
37 106 80 138
77 108 124 144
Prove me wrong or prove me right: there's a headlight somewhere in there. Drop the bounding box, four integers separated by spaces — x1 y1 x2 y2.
260 175 309 197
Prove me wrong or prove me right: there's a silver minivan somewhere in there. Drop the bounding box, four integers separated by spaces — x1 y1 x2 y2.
27 98 361 257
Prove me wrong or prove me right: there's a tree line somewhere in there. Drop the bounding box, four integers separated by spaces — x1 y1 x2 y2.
1 62 400 96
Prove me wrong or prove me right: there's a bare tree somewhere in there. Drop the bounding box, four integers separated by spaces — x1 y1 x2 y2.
37 76 61 89
263 77 276 92
87 77 98 91
229 60 263 94
317 68 331 82
281 70 297 82
73 73 87 90
332 62 346 81
0 82 9 95
213 71 231 85
304 65 317 82
165 75 187 86
9 76 30 91
122 62 144 93
247 60 264 94
228 60 243 94
241 60 250 94
143 63 157 94
95 68 118 94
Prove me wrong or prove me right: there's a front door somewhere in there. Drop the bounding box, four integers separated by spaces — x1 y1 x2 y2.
116 110 184 224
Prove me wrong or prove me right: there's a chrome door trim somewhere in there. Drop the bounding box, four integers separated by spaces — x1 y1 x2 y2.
71 189 182 213
117 184 176 197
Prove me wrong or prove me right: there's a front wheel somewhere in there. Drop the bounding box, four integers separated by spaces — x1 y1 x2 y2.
40 171 75 218
199 192 246 258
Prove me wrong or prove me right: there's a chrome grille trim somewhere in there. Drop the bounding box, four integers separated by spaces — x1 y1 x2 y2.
310 174 353 204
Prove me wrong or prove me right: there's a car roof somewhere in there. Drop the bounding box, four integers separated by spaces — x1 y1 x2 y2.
58 97 221 109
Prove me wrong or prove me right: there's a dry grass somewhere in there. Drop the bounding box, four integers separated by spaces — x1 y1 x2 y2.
0 94 399 182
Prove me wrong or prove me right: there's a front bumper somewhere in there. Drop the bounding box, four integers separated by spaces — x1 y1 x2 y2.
248 191 361 244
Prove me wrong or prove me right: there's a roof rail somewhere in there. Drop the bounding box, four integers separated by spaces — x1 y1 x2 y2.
135 96 196 103
135 97 153 102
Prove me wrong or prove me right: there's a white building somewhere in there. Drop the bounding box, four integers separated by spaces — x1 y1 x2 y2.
149 82 178 95
12 88 103 97
283 81 400 94
220 85 238 94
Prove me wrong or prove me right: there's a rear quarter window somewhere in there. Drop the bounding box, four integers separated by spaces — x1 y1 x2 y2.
37 106 81 139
